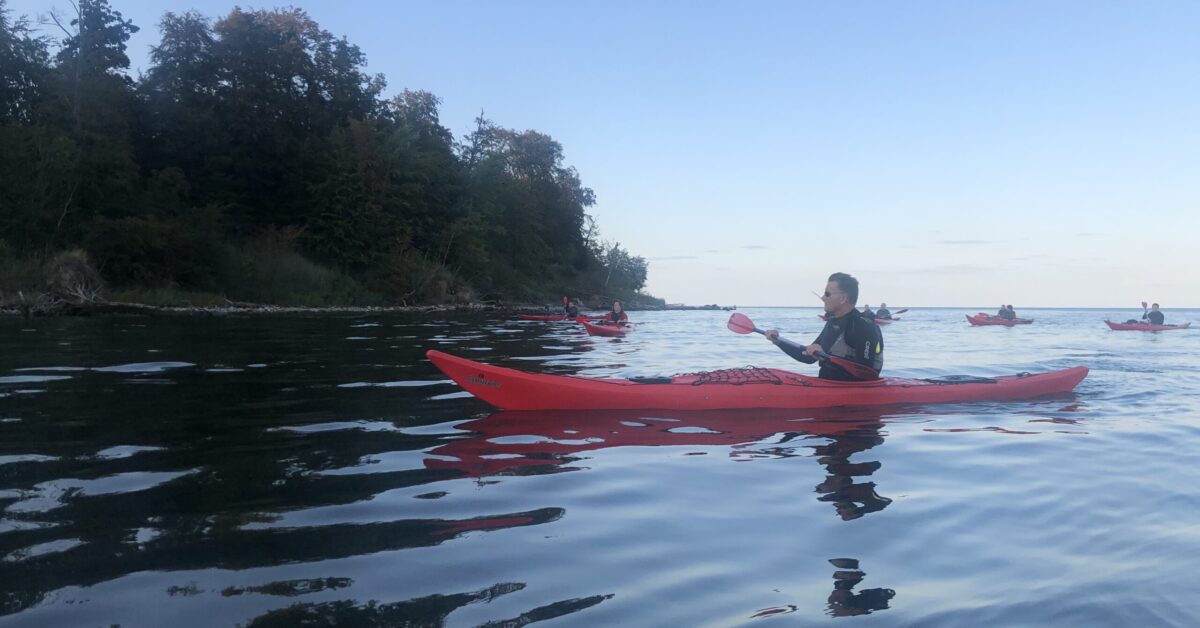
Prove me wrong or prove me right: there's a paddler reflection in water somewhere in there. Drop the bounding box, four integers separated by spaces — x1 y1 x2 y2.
764 272 884 381
812 422 893 521
827 558 895 617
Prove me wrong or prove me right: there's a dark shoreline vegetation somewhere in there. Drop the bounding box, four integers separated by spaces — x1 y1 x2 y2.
0 0 666 316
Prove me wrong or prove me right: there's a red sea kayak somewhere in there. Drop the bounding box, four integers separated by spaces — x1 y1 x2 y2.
578 318 633 336
425 350 1088 411
1104 320 1191 331
967 313 1033 326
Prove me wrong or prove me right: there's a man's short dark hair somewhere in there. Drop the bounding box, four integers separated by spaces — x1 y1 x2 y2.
828 272 859 304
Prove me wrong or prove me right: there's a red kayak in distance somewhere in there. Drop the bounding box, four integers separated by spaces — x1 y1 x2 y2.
1104 320 1191 331
967 313 1033 326
425 350 1088 411
578 317 634 336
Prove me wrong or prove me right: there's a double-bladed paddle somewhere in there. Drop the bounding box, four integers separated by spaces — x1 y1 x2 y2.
726 312 880 380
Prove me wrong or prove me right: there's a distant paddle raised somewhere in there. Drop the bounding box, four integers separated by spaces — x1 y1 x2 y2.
727 312 879 380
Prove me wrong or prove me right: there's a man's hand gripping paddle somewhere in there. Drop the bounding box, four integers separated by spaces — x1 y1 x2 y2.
727 312 879 380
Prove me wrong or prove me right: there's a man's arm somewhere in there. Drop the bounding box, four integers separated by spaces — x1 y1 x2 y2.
775 339 817 363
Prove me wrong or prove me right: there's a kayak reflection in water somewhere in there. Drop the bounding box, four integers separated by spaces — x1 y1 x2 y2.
764 272 884 381
875 303 892 320
812 422 893 521
827 558 895 617
603 300 629 326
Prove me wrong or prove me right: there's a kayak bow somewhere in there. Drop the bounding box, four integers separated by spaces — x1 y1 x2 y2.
578 318 633 336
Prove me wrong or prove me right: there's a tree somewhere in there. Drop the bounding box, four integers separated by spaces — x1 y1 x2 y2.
0 0 50 123
137 11 222 204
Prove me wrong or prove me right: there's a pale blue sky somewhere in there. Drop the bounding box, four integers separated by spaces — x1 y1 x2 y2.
9 0 1198 306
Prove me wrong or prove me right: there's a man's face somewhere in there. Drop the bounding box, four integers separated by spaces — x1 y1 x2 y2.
821 281 847 313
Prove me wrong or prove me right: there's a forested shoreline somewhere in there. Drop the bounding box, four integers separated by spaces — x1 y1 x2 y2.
0 0 661 314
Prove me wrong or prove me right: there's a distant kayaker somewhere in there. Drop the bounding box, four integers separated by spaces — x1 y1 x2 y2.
764 272 884 381
875 303 892 320
565 300 580 317
605 301 629 326
999 305 1017 320
861 304 875 320
1143 303 1165 326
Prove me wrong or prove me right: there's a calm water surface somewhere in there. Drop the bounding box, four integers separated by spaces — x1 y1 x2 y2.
1 308 1198 627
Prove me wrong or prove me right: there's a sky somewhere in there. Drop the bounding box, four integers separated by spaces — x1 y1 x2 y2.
7 0 1198 307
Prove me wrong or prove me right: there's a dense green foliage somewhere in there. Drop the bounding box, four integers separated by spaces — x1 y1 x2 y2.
0 0 654 306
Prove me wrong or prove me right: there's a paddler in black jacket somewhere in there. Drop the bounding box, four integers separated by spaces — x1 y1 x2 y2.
764 272 884 381
1143 303 1165 326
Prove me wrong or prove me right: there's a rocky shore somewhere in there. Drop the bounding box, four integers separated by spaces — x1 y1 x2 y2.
0 297 732 318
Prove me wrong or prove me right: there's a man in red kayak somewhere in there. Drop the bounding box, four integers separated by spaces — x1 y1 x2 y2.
875 303 892 320
603 301 629 326
764 272 884 381
1143 303 1166 326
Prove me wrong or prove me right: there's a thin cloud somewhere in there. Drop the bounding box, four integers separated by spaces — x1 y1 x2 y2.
936 239 1001 245
741 245 769 250
702 249 720 253
649 255 700 261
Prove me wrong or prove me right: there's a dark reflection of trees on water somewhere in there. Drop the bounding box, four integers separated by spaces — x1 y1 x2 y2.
0 507 563 617
239 581 613 628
